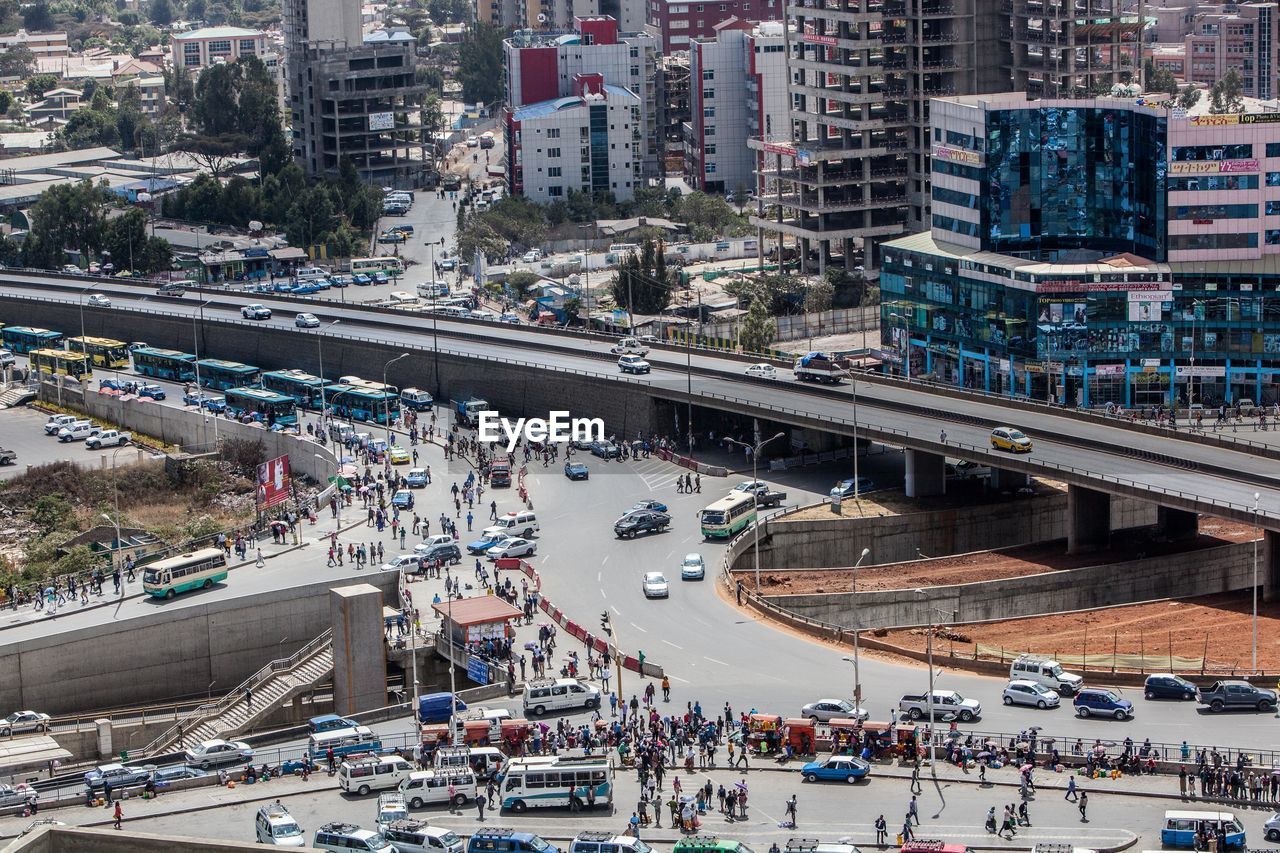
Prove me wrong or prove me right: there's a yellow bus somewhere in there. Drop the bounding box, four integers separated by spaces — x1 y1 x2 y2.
350 257 405 276
67 336 130 369
30 348 92 380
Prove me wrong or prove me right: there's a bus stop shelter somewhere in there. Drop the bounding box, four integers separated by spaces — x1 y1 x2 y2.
0 735 73 783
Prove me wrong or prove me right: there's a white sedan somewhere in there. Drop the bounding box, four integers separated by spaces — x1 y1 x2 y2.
745 363 777 379
642 571 670 598
488 538 536 559
0 710 51 736
183 739 254 768
87 294 111 307
295 312 320 328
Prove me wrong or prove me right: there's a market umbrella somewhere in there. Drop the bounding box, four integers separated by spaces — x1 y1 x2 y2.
1016 742 1031 750
977 751 994 759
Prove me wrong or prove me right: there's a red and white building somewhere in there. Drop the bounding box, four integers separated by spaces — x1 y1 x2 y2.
646 0 781 52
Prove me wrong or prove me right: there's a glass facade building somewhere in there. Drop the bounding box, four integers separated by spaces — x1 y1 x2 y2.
881 93 1280 409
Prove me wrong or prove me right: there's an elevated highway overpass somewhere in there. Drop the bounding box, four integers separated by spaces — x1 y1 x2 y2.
3 270 1279 594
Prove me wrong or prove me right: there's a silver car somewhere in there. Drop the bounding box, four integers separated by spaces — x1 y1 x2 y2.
680 553 705 580
0 710 51 735
642 571 669 598
1002 680 1060 709
800 698 869 723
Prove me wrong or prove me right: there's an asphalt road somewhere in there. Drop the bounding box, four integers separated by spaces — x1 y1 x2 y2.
0 407 163 481
3 273 1279 528
0 745 1252 850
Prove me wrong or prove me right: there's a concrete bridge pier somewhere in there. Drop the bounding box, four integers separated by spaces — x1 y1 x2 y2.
989 467 1029 490
1157 506 1199 542
1264 530 1280 602
904 449 946 498
1067 485 1111 554
331 583 388 716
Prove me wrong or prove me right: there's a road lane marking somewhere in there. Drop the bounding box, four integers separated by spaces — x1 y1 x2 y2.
704 656 728 665
611 605 621 616
667 674 690 683
630 622 647 633
600 589 607 598
601 555 610 566
596 572 601 582
663 640 683 649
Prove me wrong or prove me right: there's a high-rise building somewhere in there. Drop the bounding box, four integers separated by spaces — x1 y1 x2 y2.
171 26 268 71
1180 3 1278 101
880 91 1280 408
283 0 429 187
646 0 782 52
1007 0 1143 97
504 16 661 179
685 19 790 195
658 53 692 174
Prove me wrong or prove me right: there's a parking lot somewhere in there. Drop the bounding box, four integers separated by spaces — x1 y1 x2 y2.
0 405 160 481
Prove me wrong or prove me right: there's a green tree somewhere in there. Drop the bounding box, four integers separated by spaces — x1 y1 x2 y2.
611 239 671 316
328 223 361 258
166 64 196 114
102 207 148 270
0 44 34 79
189 56 286 164
825 267 869 309
285 186 337 248
21 2 52 29
1210 68 1245 114
25 181 108 268
31 494 72 536
149 0 174 24
0 90 12 116
1143 59 1179 97
140 235 173 274
676 191 744 241
26 74 58 100
458 22 505 105
738 297 776 353
0 232 20 266
804 275 834 314
1177 86 1202 111
456 216 507 262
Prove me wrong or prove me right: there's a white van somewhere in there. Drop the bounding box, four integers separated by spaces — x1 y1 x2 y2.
398 768 477 809
523 678 602 716
376 793 409 830
255 802 306 846
296 267 330 282
570 832 652 853
1010 655 1084 695
435 306 469 318
433 745 506 780
339 755 415 795
313 822 393 853
417 282 449 299
383 820 464 853
308 726 380 759
401 388 433 411
483 511 539 540
388 291 418 305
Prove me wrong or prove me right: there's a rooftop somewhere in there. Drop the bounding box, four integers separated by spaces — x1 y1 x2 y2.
173 25 265 40
940 90 1280 118
512 85 639 121
432 595 523 627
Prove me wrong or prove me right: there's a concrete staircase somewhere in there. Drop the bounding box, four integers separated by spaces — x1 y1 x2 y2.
144 630 334 756
0 385 36 408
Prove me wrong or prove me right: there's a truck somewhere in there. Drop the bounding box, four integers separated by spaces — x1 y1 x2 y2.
85 429 131 449
56 421 100 443
44 414 78 435
898 689 982 722
452 398 488 429
489 460 511 487
0 447 15 465
732 480 787 507
1196 680 1277 713
610 337 649 356
793 352 849 384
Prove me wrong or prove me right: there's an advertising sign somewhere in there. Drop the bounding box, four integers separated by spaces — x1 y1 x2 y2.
932 145 981 165
1127 290 1172 321
1168 160 1259 174
368 112 395 131
256 455 292 509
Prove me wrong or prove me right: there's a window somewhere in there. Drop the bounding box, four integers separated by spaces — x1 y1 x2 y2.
703 106 715 117
1169 174 1259 190
1169 232 1258 250
670 18 689 26
207 39 232 56
548 147 561 158
702 69 714 80
1171 203 1257 219
1268 142 1280 158
705 89 715 98
1172 143 1253 161
705 144 716 154
704 125 715 135
239 38 257 53
547 128 560 138
548 167 561 177
184 42 201 66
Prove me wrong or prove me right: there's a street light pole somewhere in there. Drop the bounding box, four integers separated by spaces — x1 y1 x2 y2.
726 432 786 591
317 319 340 434
844 546 871 707
383 352 410 443
1253 491 1261 672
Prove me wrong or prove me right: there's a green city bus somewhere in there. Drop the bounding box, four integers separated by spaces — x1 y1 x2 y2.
699 493 757 539
142 548 228 599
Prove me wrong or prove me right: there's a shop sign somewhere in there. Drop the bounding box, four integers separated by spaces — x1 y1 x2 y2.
764 142 796 157
1168 160 1259 174
998 358 1010 372
1094 364 1126 376
932 145 981 165
1035 281 1170 293
1142 358 1161 374
802 33 838 45
1175 365 1227 378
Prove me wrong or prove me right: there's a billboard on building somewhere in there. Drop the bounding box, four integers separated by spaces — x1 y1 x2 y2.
256 455 292 509
368 112 395 131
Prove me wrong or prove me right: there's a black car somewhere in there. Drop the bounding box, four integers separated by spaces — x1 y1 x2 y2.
590 440 621 459
1143 673 1197 701
564 461 589 480
614 510 671 539
417 543 461 567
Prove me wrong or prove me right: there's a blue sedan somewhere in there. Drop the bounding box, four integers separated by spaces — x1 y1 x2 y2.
564 461 589 480
801 755 871 784
391 490 414 509
291 282 324 294
466 534 508 554
630 499 668 513
406 468 428 488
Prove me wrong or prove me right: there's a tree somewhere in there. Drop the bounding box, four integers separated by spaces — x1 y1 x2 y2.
140 235 173 274
21 2 53 30
0 90 12 116
285 186 337 248
102 208 148 270
676 191 744 241
458 22 504 106
1210 68 1245 114
611 239 671 316
1177 86 1202 111
0 232 19 267
166 64 195 114
25 181 109 268
804 275 833 314
825 267 869 309
328 223 361 258
149 0 174 24
731 184 749 209
1143 59 1179 97
738 297 776 353
456 216 507 263
175 133 246 178
0 44 34 79
189 57 286 165
26 74 58 100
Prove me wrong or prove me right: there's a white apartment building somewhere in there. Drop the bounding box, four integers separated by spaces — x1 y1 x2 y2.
685 18 789 195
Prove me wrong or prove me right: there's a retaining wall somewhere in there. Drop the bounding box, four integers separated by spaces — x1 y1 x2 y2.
765 541 1255 629
737 492 1159 570
0 574 397 715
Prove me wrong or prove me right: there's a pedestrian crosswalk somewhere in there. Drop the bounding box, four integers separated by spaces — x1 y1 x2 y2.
631 456 683 491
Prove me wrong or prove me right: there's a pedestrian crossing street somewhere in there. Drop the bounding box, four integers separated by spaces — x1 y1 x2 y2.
631 455 691 491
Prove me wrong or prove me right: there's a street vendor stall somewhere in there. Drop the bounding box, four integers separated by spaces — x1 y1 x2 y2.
746 713 783 755
431 595 524 663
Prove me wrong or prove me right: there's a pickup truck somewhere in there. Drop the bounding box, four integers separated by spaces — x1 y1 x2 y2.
44 414 78 435
793 352 849 384
1196 680 1277 713
0 447 15 465
610 337 649 356
898 690 982 722
86 429 131 449
57 421 99 443
732 480 787 508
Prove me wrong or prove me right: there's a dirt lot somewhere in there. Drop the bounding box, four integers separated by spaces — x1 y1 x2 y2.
749 518 1258 594
878 591 1280 673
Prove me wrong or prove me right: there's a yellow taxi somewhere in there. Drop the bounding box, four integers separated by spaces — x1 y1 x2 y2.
990 426 1033 453
388 445 412 465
